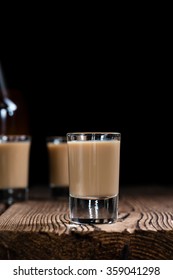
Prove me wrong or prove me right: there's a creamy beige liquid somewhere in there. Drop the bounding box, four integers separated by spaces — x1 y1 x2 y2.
68 140 120 197
47 143 69 187
0 142 31 189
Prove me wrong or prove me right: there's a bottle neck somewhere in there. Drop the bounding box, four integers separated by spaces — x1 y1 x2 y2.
0 65 20 135
0 91 17 115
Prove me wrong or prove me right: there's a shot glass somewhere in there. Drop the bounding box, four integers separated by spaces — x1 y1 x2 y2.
0 135 31 205
47 136 69 197
67 132 121 224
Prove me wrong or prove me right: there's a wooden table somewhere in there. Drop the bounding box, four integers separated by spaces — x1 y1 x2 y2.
0 185 173 260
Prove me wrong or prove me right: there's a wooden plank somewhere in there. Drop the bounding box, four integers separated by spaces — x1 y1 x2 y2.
0 186 173 259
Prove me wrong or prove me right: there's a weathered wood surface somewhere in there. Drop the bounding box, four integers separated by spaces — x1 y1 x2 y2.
0 186 173 259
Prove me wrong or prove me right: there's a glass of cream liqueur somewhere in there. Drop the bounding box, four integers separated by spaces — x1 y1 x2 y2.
67 132 121 224
47 136 69 198
0 135 31 205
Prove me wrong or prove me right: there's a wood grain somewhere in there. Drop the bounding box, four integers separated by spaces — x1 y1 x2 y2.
0 186 173 259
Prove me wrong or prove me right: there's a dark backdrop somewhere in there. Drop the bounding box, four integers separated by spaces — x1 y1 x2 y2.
0 44 172 188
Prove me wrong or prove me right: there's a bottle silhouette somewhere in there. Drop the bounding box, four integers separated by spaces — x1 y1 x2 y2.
0 62 31 206
0 62 30 135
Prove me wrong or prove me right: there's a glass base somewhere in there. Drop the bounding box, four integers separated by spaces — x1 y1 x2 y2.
51 186 69 197
0 188 28 206
69 195 118 224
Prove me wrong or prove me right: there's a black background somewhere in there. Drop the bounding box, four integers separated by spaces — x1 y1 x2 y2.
0 18 172 189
